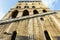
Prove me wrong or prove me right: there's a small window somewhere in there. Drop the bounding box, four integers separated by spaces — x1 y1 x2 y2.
32 6 35 8
16 6 18 8
24 6 27 8
42 9 47 13
11 31 17 40
12 10 18 18
26 3 28 5
22 10 29 16
27 6 29 8
24 6 29 8
16 6 21 8
33 10 38 14
44 30 51 40
40 17 44 21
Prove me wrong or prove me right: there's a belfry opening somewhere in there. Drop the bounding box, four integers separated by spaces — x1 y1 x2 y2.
33 10 38 14
22 10 29 16
11 10 18 18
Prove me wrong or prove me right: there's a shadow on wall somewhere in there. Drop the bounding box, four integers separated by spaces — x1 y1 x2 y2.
54 36 60 40
17 36 29 40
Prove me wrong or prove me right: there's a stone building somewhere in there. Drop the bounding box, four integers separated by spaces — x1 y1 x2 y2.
0 1 60 40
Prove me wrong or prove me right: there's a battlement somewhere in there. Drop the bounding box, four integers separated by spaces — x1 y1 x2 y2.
18 1 41 2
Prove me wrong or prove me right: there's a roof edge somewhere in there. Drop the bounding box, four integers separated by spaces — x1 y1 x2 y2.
18 1 41 2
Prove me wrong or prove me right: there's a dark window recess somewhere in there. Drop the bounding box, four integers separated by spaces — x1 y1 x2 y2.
24 6 26 8
16 6 18 8
12 10 18 18
27 6 29 8
32 6 35 8
44 30 51 40
33 10 38 14
11 31 17 40
16 6 21 8
43 9 47 13
22 10 29 16
24 6 29 8
40 17 44 21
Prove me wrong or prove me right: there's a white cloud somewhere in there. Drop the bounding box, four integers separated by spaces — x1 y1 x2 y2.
42 0 58 9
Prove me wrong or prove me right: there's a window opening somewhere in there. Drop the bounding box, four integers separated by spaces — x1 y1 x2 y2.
12 10 18 18
11 31 17 40
43 9 47 13
33 10 38 14
44 30 51 40
22 10 29 16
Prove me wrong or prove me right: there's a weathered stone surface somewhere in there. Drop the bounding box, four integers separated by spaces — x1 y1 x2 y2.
0 1 60 40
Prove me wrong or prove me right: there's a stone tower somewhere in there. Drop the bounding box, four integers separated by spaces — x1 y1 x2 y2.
0 1 60 40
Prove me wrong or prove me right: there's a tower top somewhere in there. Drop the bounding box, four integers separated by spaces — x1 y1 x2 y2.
18 1 41 2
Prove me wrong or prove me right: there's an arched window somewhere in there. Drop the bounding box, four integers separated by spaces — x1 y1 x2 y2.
12 10 18 18
42 9 47 13
33 10 38 14
27 6 29 8
44 30 51 40
32 6 35 8
22 10 29 16
11 31 17 40
24 6 27 8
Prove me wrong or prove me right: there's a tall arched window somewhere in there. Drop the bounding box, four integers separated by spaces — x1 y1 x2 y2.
11 31 17 40
33 10 38 14
44 30 51 40
22 10 29 16
12 10 18 18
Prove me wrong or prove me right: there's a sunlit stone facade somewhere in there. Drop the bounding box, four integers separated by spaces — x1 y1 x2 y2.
0 1 60 40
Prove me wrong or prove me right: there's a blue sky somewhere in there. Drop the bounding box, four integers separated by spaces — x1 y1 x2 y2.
0 0 60 19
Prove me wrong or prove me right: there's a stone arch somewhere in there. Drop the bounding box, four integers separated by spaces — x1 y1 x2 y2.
44 30 51 40
22 10 29 16
12 10 18 18
33 10 39 14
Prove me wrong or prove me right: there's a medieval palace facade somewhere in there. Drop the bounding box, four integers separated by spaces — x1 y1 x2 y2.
0 1 60 40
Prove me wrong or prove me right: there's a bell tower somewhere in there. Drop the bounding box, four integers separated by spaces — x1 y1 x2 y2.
0 1 60 40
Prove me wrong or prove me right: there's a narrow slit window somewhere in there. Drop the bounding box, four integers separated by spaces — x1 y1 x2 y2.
44 30 51 40
22 10 29 16
12 10 18 18
33 10 38 14
11 31 17 40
